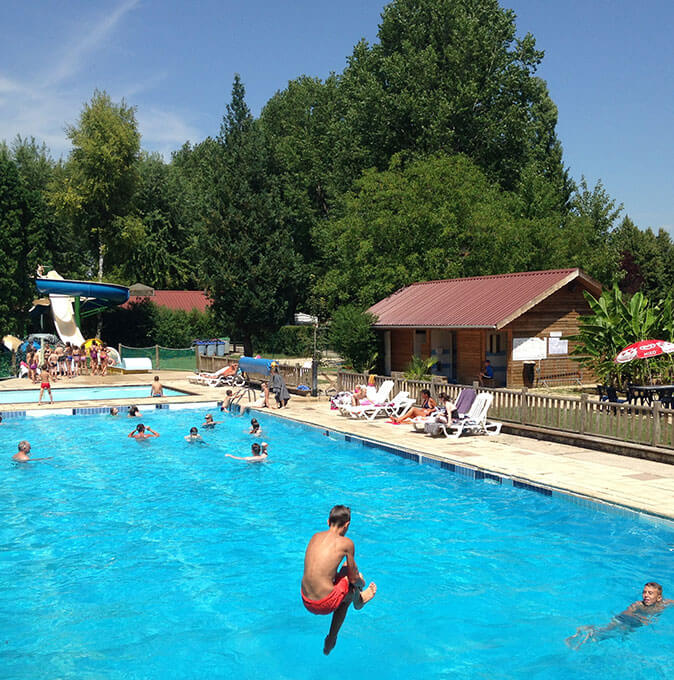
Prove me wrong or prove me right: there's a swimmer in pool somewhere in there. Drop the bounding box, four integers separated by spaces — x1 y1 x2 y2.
202 414 221 429
248 418 262 436
12 440 52 463
566 582 673 649
185 427 206 443
301 505 377 655
128 405 141 417
220 388 245 412
226 441 268 462
109 407 119 416
128 424 159 440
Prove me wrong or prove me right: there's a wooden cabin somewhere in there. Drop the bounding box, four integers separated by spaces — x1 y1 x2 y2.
367 268 601 388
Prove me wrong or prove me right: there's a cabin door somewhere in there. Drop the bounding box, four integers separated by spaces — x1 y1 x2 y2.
486 332 507 386
430 329 453 380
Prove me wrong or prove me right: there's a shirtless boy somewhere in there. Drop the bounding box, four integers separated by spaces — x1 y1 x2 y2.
566 582 673 649
226 441 268 462
128 424 159 441
150 376 164 397
301 505 376 655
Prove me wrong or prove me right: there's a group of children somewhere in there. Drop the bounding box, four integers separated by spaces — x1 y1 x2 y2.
26 341 112 385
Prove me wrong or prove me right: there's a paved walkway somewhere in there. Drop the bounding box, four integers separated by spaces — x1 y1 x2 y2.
2 372 674 520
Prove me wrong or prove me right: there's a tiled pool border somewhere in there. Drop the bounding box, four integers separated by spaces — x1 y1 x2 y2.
2 400 672 528
261 410 674 529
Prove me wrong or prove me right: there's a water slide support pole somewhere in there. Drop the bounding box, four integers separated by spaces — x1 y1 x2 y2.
73 296 81 328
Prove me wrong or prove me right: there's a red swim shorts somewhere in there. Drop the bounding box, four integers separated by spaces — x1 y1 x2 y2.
302 570 350 615
40 382 50 389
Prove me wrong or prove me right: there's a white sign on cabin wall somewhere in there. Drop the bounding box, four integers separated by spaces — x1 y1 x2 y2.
548 337 568 355
512 336 547 361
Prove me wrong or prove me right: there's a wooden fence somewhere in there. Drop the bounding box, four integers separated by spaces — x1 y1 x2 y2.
337 371 674 451
196 353 312 388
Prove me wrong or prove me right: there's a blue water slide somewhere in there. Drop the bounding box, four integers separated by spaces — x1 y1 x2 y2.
36 277 130 305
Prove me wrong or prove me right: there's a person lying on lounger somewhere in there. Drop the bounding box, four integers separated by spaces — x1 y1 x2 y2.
566 582 673 649
389 389 436 424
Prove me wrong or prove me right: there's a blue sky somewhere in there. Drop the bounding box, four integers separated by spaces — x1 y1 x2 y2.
1 0 672 233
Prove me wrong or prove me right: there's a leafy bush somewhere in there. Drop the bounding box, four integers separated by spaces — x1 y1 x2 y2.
102 300 220 348
329 305 378 373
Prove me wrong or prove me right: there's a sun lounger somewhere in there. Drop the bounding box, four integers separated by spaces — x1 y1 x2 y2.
338 380 395 418
349 390 415 421
443 393 502 438
411 388 476 432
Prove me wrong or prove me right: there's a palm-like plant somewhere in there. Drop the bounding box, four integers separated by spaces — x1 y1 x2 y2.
404 355 439 380
572 285 674 386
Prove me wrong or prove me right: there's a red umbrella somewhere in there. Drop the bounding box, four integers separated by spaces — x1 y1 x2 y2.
614 339 674 364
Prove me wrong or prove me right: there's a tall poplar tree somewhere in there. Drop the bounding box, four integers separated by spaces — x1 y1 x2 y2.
199 76 302 355
49 90 140 282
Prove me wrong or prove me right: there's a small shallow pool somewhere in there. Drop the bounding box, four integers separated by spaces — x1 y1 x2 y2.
0 384 189 404
1 409 673 679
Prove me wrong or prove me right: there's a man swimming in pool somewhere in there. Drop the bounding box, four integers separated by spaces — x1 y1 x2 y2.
12 440 52 463
225 441 268 462
566 582 673 649
301 505 377 655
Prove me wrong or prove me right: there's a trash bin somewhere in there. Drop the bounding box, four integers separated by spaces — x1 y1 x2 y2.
220 337 230 354
523 361 536 388
195 341 207 356
206 340 216 357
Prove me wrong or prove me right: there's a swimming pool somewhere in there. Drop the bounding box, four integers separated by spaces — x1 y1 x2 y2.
0 384 189 404
1 409 672 679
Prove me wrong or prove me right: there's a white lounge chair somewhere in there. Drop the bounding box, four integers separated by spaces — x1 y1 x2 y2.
443 393 502 438
411 388 476 432
339 380 395 418
189 365 242 387
351 389 415 421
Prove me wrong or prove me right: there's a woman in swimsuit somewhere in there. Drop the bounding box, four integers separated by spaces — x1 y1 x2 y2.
99 345 108 377
390 389 437 424
28 350 38 383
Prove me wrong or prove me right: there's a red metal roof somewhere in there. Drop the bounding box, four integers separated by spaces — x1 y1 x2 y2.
368 269 601 329
122 290 211 314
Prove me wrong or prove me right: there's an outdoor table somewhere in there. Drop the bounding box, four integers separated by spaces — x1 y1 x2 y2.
626 385 674 408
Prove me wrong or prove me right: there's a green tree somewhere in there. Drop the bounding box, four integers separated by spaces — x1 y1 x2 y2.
329 305 378 372
0 152 32 333
315 153 532 309
49 90 140 282
198 76 302 356
338 0 564 192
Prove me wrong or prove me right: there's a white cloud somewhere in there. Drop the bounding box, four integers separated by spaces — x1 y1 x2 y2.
44 0 141 86
0 1 205 159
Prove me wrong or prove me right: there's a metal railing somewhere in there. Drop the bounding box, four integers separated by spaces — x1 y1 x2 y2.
337 371 674 451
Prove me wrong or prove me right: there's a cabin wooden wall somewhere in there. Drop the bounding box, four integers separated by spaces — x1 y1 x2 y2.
390 329 414 371
455 329 484 385
505 284 594 388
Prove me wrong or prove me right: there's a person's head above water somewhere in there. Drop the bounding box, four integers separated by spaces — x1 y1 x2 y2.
251 418 259 429
18 440 31 453
642 582 663 606
110 407 118 416
128 405 139 416
251 442 261 455
189 427 198 435
135 423 145 433
328 505 351 528
205 414 213 422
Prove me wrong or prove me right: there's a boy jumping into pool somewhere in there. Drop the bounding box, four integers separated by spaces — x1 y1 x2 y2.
566 582 673 649
301 505 376 655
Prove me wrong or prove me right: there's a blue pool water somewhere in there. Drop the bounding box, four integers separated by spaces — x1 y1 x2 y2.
1 409 673 679
0 384 188 404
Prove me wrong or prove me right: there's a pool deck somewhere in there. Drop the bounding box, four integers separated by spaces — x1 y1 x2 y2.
2 371 674 521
